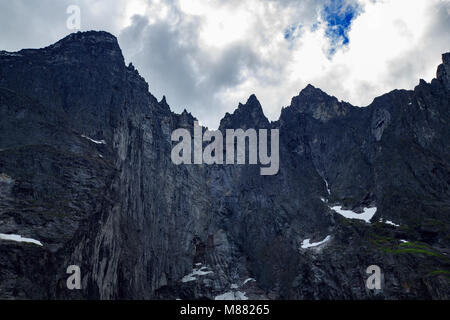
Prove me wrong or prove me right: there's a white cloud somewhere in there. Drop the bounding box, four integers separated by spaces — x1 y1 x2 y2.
315 0 450 106
119 0 449 128
0 0 448 128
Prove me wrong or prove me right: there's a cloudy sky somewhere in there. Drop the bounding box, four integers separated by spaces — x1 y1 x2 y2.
0 0 449 128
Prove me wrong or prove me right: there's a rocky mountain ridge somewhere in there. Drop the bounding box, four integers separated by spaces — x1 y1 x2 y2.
0 31 449 299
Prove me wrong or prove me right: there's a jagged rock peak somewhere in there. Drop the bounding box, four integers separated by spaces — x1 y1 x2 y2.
299 83 325 95
245 93 261 107
159 95 168 106
0 31 123 61
181 108 195 118
32 30 126 65
156 95 173 114
219 94 269 130
234 94 263 112
172 107 198 128
293 84 336 105
437 52 450 90
285 84 353 122
50 31 119 48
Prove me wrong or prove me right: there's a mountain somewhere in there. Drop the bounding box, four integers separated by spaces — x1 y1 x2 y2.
0 31 449 299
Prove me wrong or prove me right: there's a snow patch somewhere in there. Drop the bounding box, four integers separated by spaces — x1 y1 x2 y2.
215 291 248 300
400 239 408 243
181 275 197 283
0 233 43 246
243 278 255 285
330 206 377 223
231 284 239 289
234 291 248 300
384 220 400 227
301 235 331 249
323 178 331 195
81 135 106 145
181 266 213 283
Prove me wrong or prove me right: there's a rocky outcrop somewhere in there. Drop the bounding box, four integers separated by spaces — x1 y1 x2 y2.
436 52 450 90
0 31 449 299
220 94 270 130
288 84 354 122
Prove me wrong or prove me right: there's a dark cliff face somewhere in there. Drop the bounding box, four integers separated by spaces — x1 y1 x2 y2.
0 31 449 299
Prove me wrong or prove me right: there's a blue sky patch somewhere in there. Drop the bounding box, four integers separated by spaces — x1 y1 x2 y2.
322 0 361 55
284 24 302 41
